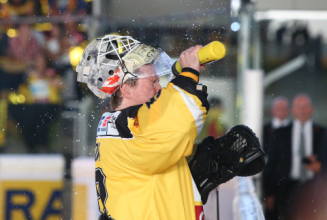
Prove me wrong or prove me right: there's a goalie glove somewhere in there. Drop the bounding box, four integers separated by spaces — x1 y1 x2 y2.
189 125 265 204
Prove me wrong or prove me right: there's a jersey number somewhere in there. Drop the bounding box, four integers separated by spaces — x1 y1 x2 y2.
96 168 108 214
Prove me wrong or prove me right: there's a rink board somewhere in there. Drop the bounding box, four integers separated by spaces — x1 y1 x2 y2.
0 155 65 220
71 157 99 220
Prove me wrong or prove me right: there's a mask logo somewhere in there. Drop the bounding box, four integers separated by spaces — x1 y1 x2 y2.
100 69 122 95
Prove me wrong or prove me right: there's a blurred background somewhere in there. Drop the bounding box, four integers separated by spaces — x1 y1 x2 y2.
0 0 326 219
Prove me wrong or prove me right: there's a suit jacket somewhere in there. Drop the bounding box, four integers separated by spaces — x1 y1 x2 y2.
321 131 327 172
263 120 290 155
263 122 276 154
263 121 326 199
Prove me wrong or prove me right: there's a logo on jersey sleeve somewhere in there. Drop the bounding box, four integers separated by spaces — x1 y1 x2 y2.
97 111 121 137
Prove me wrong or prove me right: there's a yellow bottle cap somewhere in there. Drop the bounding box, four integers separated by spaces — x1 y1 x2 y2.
198 41 226 64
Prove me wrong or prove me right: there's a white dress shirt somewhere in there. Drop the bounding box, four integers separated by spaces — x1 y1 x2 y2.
290 119 314 181
272 117 290 129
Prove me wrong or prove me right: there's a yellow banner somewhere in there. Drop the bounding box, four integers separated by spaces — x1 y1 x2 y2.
72 183 88 220
0 181 63 220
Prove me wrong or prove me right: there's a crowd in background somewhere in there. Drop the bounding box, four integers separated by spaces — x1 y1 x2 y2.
0 0 90 153
0 0 88 18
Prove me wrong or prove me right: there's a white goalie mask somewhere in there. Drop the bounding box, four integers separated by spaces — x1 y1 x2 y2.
76 35 174 99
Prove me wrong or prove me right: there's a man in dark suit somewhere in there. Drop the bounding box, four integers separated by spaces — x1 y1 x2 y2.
263 96 290 152
263 93 325 220
262 96 290 220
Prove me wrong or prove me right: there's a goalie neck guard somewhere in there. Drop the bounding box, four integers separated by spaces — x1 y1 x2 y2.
76 35 174 99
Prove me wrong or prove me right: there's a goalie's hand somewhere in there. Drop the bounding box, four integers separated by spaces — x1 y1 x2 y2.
189 136 246 204
172 45 206 76
178 45 204 72
189 125 265 204
216 125 265 176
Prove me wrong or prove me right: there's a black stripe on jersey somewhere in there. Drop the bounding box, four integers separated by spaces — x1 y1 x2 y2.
114 104 142 139
114 90 164 137
181 67 199 78
171 75 210 112
145 89 162 109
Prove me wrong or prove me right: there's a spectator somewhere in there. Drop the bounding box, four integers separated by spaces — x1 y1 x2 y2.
19 52 63 104
2 0 34 18
262 93 325 220
45 23 63 63
48 0 88 16
63 16 85 46
262 96 290 220
52 32 82 101
8 23 42 63
263 96 290 152
55 35 75 71
0 23 41 91
66 0 88 15
10 52 63 153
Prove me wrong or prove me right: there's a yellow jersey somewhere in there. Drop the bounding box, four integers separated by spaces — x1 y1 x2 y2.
95 71 209 220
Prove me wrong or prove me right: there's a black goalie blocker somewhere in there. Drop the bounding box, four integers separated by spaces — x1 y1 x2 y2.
189 125 265 204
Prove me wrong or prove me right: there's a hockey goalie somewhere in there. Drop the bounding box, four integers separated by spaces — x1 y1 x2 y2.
76 34 265 220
